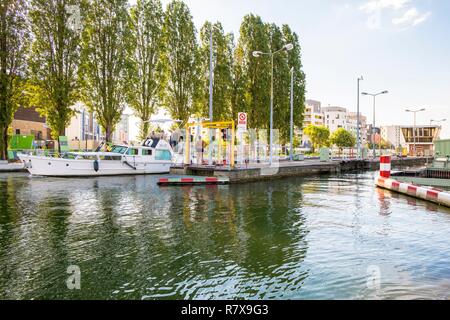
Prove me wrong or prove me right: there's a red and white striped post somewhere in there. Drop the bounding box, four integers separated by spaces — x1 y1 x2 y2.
380 155 391 178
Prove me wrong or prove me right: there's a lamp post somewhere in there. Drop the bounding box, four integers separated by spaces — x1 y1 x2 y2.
361 90 388 159
356 76 363 159
208 23 221 165
289 67 294 161
253 43 294 165
405 108 426 157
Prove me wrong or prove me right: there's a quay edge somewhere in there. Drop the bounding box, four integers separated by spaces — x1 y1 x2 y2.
170 157 431 184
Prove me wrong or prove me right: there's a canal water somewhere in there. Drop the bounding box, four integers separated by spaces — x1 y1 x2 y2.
1 171 450 300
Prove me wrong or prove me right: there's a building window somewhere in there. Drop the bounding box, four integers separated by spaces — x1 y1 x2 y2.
15 129 20 135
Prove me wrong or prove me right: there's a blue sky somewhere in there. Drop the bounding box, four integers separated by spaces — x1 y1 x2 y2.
160 0 450 138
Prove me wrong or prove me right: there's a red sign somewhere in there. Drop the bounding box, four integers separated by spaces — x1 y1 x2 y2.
238 112 247 129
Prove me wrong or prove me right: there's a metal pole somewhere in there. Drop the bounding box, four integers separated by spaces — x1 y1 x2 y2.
357 78 361 159
269 53 274 165
208 27 213 165
290 67 294 161
413 111 416 157
372 95 376 159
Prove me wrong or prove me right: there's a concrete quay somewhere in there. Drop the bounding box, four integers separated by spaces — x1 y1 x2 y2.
171 157 431 183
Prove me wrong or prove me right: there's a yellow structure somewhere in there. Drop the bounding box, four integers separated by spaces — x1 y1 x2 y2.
185 121 235 167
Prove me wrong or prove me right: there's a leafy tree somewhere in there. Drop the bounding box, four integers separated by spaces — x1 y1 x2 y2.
161 0 199 126
282 24 306 134
303 124 330 153
199 21 234 122
0 0 29 160
127 0 165 141
28 0 82 151
80 0 131 142
234 14 271 129
270 23 291 144
330 128 356 156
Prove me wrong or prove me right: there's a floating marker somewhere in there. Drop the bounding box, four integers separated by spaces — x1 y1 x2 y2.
375 155 450 207
158 176 229 186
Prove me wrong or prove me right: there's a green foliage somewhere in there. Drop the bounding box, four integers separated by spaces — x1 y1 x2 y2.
282 24 306 134
232 15 306 141
3 1 307 150
199 21 234 122
234 14 271 129
0 0 29 159
161 0 199 126
127 0 165 141
28 0 81 148
330 128 356 150
293 134 301 148
303 125 330 153
80 0 131 142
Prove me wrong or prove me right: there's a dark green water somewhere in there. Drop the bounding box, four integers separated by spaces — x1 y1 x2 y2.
1 171 450 300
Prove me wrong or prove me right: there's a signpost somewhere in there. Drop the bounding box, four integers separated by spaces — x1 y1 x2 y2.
237 112 247 130
237 113 248 165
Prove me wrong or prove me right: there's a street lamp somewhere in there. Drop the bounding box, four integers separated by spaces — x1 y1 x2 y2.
430 119 446 126
405 108 426 157
253 43 294 165
289 67 294 161
356 76 363 159
361 90 389 159
208 23 222 165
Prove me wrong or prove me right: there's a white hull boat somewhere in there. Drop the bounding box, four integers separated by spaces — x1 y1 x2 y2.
18 139 174 177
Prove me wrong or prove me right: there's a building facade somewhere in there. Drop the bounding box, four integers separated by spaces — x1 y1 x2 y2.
301 101 369 149
302 100 325 147
11 106 52 147
381 125 441 156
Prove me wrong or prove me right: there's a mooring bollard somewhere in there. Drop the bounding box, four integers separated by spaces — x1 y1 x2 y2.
380 155 391 178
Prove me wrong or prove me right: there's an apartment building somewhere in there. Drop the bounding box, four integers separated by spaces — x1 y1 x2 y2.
381 125 441 156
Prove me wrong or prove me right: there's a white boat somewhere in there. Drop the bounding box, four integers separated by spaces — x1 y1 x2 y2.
17 139 174 177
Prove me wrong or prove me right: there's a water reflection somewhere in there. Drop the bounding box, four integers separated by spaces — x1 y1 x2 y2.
1 172 450 300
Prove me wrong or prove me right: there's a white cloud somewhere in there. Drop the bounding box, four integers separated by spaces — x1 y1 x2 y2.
359 0 410 13
359 0 431 29
392 8 431 27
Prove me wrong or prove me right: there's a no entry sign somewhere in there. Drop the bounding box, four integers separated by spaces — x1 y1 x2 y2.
238 112 247 130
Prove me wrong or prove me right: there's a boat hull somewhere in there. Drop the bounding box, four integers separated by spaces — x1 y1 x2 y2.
18 154 172 177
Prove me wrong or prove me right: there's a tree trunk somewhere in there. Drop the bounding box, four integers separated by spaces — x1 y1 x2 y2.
56 128 65 154
140 121 150 142
105 125 112 143
0 124 7 160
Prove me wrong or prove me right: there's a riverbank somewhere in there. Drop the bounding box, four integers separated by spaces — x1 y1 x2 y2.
171 157 431 183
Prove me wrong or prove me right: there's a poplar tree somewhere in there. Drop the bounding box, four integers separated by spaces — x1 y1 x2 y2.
269 23 291 143
28 0 82 151
282 24 306 133
127 0 165 141
0 0 29 160
80 0 131 142
161 0 199 126
234 14 271 129
199 21 234 122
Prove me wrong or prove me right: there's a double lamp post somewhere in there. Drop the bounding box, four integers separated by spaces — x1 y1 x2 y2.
253 43 294 165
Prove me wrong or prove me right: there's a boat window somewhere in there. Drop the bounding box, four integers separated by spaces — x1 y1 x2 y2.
155 149 172 161
77 155 97 160
110 146 128 154
142 149 152 156
62 153 77 159
99 155 122 161
127 148 139 155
